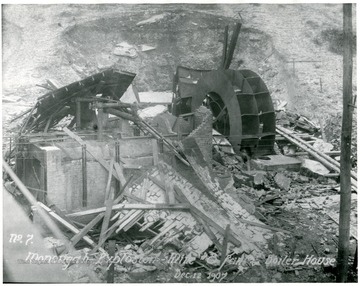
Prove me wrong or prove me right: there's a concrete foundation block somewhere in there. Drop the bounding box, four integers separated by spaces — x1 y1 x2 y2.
251 155 302 171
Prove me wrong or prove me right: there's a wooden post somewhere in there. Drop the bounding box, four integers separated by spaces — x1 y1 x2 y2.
82 144 87 207
115 140 121 196
97 108 104 141
220 224 230 264
107 240 116 283
224 23 242 69
337 3 353 282
220 25 229 69
76 101 81 130
152 139 159 166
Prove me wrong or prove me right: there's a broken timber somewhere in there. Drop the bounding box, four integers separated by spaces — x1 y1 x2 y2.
67 203 191 217
276 126 357 190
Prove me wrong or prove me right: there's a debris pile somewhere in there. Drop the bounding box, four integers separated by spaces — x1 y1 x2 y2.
3 67 357 283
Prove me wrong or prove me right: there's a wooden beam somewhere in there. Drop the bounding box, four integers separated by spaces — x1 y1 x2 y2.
116 210 144 233
113 162 127 186
63 127 122 182
173 185 242 246
220 224 230 264
107 240 116 283
98 158 115 248
337 4 354 282
70 175 134 247
220 25 229 69
224 23 242 69
38 202 99 249
152 139 159 166
70 215 103 246
2 160 72 251
67 203 191 218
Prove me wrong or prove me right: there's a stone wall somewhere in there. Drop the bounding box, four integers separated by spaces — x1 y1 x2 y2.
186 106 213 163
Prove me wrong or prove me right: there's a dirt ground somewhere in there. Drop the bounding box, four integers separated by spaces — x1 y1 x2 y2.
2 4 357 123
2 3 358 283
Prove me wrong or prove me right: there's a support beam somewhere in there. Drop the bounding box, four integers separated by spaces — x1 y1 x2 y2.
82 144 88 207
67 203 191 218
224 23 242 69
3 160 72 251
337 3 354 282
76 101 81 129
70 175 133 247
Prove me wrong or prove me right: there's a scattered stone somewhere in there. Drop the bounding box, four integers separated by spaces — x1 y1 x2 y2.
301 159 330 176
74 276 90 283
139 44 156 52
233 173 253 188
274 173 291 191
136 13 168 26
113 42 137 58
313 139 334 153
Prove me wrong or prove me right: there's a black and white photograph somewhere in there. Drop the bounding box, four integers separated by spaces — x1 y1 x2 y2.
2 2 358 283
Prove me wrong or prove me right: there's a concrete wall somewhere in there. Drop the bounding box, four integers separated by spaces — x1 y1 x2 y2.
24 135 178 212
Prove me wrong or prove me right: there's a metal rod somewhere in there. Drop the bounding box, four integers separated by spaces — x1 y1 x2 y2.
82 144 88 207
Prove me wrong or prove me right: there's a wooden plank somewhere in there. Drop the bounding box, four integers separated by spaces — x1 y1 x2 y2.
90 210 137 254
70 215 103 246
103 158 115 201
152 139 159 165
173 185 242 246
125 193 149 204
67 203 191 217
98 158 115 248
150 221 178 245
338 4 354 281
148 175 166 192
38 202 99 249
107 240 116 283
171 186 221 249
121 210 145 232
220 224 230 264
63 127 121 181
105 210 137 237
113 162 126 186
70 175 134 247
140 177 150 200
116 210 144 233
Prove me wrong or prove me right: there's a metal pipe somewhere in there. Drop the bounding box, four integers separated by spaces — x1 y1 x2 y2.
82 144 87 207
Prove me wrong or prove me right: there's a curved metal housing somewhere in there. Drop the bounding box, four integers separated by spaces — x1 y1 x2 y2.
172 66 275 156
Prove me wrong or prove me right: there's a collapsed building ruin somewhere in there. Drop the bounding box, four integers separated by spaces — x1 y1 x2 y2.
4 21 356 283
3 62 282 281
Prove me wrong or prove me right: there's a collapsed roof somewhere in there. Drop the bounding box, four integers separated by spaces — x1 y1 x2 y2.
22 69 136 133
